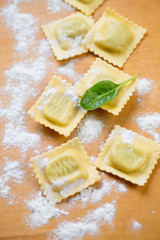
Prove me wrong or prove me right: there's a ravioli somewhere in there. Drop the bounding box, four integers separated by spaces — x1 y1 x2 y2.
43 92 78 127
95 125 160 186
30 138 101 204
83 8 147 67
94 22 133 53
78 0 93 3
75 58 139 115
107 136 148 173
28 75 87 137
45 149 89 192
63 0 105 16
55 18 90 51
42 13 94 60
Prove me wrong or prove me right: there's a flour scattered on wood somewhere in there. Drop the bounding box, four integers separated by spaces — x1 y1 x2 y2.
47 0 73 14
1 4 38 53
25 191 69 228
116 183 127 193
2 122 40 152
0 56 49 152
136 112 160 142
58 59 83 84
132 220 142 230
12 0 31 4
76 116 104 143
0 161 25 201
136 78 152 96
70 179 127 205
0 2 52 152
50 202 116 240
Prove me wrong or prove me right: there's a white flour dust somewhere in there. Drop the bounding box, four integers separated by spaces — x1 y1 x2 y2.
47 0 73 14
25 191 69 228
136 78 152 96
132 220 142 230
50 202 116 240
76 116 104 144
0 56 49 152
1 4 38 53
70 179 127 205
0 161 25 202
58 59 83 84
136 112 160 142
0 3 52 153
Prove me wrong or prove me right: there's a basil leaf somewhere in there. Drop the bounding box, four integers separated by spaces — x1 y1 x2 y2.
80 74 140 110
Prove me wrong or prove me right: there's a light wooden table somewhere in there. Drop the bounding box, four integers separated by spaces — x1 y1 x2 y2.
0 0 160 239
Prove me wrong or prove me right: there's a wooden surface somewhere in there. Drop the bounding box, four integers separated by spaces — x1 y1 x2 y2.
0 0 160 239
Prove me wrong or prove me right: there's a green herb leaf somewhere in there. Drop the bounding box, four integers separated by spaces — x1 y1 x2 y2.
80 74 140 110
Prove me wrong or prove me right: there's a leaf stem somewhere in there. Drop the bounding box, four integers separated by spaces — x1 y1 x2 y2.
119 73 140 88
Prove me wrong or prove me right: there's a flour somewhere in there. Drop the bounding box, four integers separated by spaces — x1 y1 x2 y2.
70 179 127 205
0 177 11 199
2 122 40 152
90 156 96 163
60 179 84 198
25 191 69 228
87 202 115 225
47 0 73 14
64 86 81 106
91 180 116 203
1 54 50 151
58 59 83 83
136 78 152 96
136 112 160 142
1 4 37 53
3 161 25 183
0 161 25 200
38 39 52 56
76 116 104 144
52 222 98 240
132 220 142 230
47 145 53 151
12 0 31 4
108 127 136 145
120 129 136 144
5 57 48 83
51 202 116 240
116 183 127 193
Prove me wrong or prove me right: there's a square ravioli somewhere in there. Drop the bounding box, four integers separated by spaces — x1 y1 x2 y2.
95 125 160 186
42 12 94 60
63 0 105 16
28 75 87 137
75 58 139 115
30 137 101 204
83 8 147 67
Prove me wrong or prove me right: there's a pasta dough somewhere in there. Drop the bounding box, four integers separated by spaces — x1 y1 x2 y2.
95 125 160 186
30 138 101 204
63 0 105 15
45 149 89 191
55 18 90 50
94 22 133 53
43 92 78 127
107 136 148 173
42 13 94 60
28 75 87 137
75 58 139 115
83 8 147 67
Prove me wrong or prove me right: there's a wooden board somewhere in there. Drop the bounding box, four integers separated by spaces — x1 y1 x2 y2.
0 0 160 239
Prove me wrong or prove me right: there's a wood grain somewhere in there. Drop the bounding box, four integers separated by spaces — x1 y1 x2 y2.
0 0 160 239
